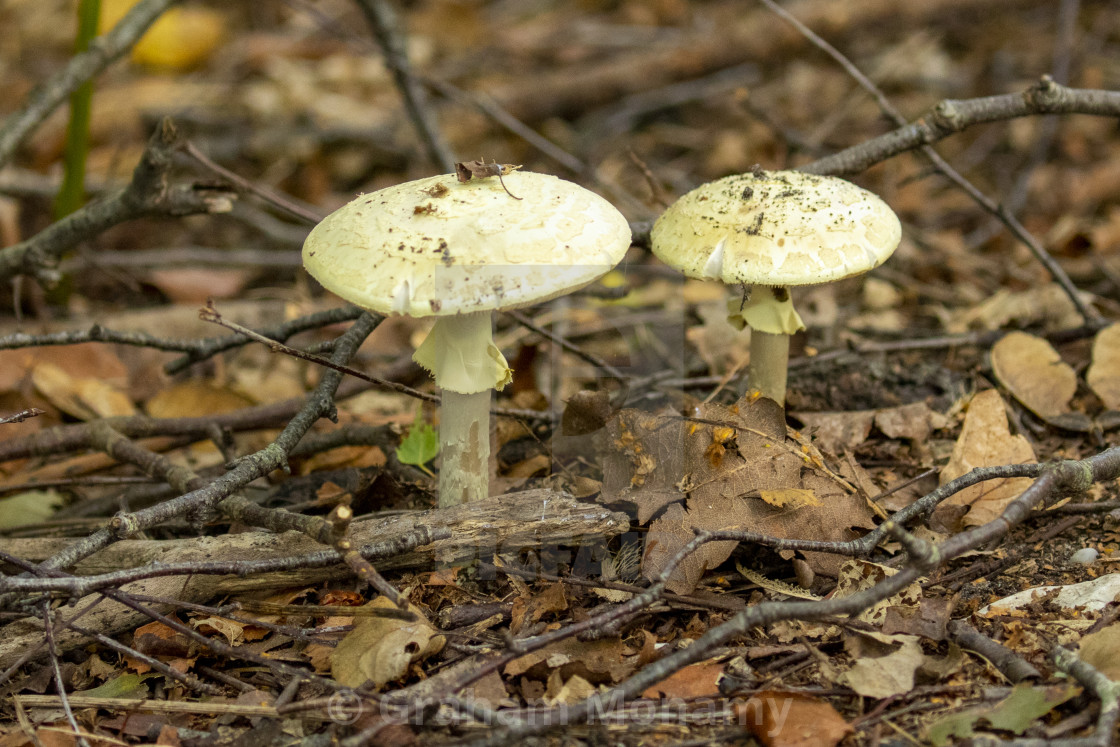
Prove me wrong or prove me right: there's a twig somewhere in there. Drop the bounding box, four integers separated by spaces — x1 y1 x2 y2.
41 601 91 747
758 0 1102 324
199 300 439 406
1049 645 1120 747
166 304 367 372
800 80 1120 177
198 301 552 421
179 140 324 225
505 309 626 380
0 0 180 169
0 408 44 425
14 695 279 717
0 119 236 284
947 619 1040 683
351 0 456 170
30 312 382 575
324 504 408 608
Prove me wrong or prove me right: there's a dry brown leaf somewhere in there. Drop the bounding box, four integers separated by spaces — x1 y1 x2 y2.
31 361 136 419
145 268 253 304
794 410 875 455
637 396 874 593
933 390 1036 530
544 671 597 705
510 582 568 634
874 402 947 442
1078 623 1120 681
796 402 946 457
640 662 723 699
839 632 924 698
504 638 634 684
736 691 853 747
191 616 251 647
990 331 1077 419
331 597 444 689
833 560 924 626
759 488 820 509
602 408 688 523
0 343 130 394
146 380 254 418
947 284 1083 332
1087 323 1120 410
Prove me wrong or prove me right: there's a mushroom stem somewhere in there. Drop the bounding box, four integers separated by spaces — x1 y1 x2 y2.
748 329 790 406
438 387 492 507
413 311 509 507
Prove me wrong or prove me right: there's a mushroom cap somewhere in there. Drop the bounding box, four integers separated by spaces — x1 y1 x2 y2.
302 171 632 317
651 170 901 287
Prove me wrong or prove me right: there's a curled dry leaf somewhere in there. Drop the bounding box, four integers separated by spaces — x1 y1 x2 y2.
1078 622 1120 681
1087 323 1120 410
331 597 444 689
31 361 136 419
839 635 924 699
735 691 852 747
990 331 1077 420
640 662 723 699
933 390 1035 531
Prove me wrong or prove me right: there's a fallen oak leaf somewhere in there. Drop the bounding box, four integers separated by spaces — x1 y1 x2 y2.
990 331 1077 420
331 597 444 689
932 389 1036 531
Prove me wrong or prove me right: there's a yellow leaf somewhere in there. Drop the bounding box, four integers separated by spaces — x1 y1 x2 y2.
100 0 226 70
31 362 136 420
759 488 820 509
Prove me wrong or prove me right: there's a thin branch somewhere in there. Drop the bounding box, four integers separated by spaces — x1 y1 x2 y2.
41 602 90 747
0 119 236 284
198 301 553 422
0 0 181 169
758 0 1102 324
0 408 44 425
29 312 382 575
505 309 626 380
179 140 324 225
801 79 1120 176
351 0 456 171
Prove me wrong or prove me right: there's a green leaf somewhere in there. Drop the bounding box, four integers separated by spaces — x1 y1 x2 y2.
0 490 64 529
77 673 156 699
396 410 439 474
926 683 1079 746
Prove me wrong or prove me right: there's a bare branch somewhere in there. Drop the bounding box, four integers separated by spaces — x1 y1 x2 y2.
757 0 1103 324
802 79 1120 177
0 119 236 284
351 0 456 171
0 0 181 169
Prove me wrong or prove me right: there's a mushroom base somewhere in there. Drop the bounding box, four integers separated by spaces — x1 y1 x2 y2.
438 388 492 507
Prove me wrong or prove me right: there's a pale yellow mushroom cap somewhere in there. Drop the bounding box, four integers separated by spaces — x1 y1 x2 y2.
302 171 632 317
651 170 901 287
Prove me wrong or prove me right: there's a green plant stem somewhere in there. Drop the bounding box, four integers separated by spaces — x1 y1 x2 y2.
56 0 101 220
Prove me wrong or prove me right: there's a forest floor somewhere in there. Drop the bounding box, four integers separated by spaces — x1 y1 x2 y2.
1 0 1120 745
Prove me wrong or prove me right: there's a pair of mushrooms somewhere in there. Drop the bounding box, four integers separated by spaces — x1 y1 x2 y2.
302 169 901 507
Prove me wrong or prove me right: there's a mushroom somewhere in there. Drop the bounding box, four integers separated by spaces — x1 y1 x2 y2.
302 171 631 507
651 169 900 406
